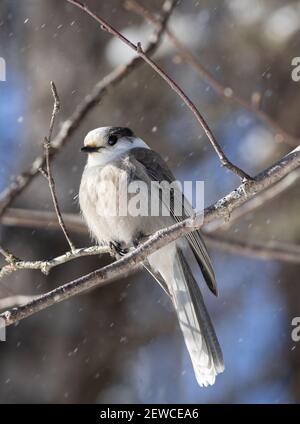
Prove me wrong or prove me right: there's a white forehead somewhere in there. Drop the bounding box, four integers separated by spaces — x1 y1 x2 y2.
84 127 110 146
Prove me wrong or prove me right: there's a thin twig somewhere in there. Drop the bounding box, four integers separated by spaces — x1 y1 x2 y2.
0 1 173 218
1 144 299 327
44 82 75 251
48 82 60 141
0 246 17 263
66 0 251 181
0 245 111 280
125 0 299 148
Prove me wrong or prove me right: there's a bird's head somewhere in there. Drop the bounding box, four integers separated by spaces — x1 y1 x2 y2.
81 126 148 167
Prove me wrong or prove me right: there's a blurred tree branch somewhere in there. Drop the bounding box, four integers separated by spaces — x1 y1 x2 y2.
205 168 300 232
125 0 299 147
66 0 251 181
1 143 299 326
205 234 300 264
0 0 174 219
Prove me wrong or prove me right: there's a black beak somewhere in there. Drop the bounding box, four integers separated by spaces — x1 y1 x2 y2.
81 146 99 153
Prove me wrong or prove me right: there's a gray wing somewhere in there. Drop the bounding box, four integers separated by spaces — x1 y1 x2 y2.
126 147 218 296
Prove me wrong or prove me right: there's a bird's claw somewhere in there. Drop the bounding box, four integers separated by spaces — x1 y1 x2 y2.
110 241 129 257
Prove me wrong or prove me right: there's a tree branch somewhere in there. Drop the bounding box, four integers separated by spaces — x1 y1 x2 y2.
66 0 251 181
125 0 299 147
1 208 87 234
205 168 300 233
204 233 300 264
0 210 300 280
0 0 173 218
0 245 111 281
1 144 299 327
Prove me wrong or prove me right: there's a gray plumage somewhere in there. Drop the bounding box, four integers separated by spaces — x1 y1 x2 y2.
79 127 224 386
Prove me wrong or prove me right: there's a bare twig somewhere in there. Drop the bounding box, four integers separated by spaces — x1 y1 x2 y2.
44 82 75 251
0 246 16 263
66 0 251 181
1 144 299 327
0 1 173 218
125 0 299 148
0 245 111 280
48 82 60 141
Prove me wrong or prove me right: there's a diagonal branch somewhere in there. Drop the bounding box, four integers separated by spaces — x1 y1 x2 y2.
125 0 299 147
206 168 300 233
0 0 174 219
1 144 299 326
66 0 251 181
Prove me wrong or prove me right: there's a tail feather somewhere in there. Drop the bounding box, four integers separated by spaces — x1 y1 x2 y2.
172 248 224 386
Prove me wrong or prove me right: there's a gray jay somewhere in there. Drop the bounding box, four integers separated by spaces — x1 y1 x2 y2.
79 126 224 386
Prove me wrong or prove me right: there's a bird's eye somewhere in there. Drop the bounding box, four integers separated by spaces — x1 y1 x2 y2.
107 135 118 146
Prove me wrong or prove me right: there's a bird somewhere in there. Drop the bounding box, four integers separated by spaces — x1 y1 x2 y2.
79 126 224 386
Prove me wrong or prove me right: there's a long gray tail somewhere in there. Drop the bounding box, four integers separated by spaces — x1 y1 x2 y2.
172 247 224 386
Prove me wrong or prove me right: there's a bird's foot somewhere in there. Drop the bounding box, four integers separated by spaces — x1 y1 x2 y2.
110 241 129 257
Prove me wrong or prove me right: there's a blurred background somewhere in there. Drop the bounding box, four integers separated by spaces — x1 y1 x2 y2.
0 0 300 403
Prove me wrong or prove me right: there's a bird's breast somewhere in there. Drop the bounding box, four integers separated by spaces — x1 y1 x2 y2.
79 164 150 246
